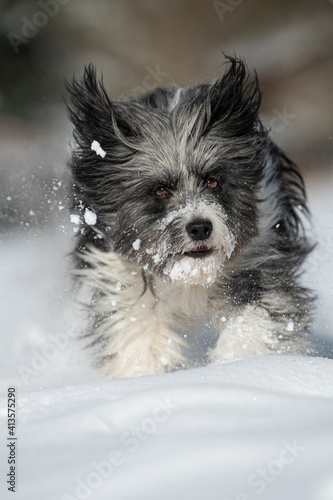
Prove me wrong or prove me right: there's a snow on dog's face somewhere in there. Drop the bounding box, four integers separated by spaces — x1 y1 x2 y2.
67 58 267 285
119 194 235 286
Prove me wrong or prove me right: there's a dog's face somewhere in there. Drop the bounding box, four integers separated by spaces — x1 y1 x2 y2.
67 58 267 285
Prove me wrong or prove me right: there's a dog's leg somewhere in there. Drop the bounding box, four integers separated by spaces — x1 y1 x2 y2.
101 295 185 379
80 250 185 378
209 297 308 363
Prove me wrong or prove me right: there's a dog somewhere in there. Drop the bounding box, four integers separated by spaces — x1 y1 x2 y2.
66 56 314 379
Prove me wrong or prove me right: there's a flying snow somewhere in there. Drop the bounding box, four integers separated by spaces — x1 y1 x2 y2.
70 214 80 225
91 140 106 158
84 208 97 225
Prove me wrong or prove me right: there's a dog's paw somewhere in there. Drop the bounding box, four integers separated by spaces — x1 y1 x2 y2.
100 336 184 379
209 305 284 363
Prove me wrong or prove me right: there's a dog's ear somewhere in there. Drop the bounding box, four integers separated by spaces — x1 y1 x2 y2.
205 55 262 137
66 65 140 151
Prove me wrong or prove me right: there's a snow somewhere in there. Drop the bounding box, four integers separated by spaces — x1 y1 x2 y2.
164 252 222 286
0 176 333 500
286 321 295 332
157 201 218 231
70 214 80 225
84 208 97 226
1 357 333 500
91 140 106 158
132 238 141 251
168 255 198 281
152 253 161 264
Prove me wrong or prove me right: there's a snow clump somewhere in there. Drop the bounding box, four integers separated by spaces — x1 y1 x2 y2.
84 208 97 225
91 140 106 158
132 239 141 251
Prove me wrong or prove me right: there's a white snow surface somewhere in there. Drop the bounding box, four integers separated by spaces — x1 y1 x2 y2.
2 357 333 500
1 176 333 499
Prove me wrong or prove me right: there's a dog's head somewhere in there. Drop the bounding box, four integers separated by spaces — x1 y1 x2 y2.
67 57 267 286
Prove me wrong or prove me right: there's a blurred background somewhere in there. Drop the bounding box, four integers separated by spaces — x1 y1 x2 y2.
0 0 332 386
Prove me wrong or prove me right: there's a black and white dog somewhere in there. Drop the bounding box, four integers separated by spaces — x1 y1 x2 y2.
67 56 314 378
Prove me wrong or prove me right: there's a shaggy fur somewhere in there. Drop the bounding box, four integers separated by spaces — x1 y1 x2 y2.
66 56 314 379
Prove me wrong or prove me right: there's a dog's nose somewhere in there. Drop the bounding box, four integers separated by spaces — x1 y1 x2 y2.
186 219 213 241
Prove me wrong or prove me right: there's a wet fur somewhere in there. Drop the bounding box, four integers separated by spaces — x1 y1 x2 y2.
67 56 314 378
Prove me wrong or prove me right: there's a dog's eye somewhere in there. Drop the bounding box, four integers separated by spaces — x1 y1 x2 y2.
207 177 218 189
154 186 169 197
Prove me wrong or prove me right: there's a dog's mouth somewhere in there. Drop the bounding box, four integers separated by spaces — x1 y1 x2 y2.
183 246 213 259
